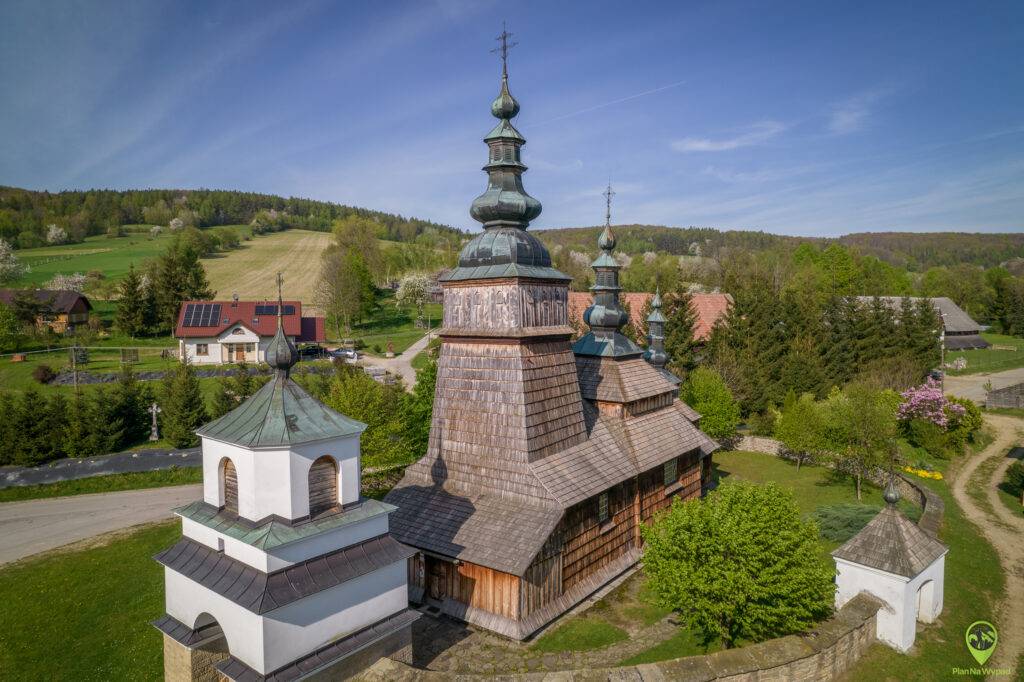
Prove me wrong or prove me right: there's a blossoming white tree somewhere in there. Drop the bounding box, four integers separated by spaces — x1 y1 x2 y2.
0 239 29 283
46 224 68 245
45 272 87 292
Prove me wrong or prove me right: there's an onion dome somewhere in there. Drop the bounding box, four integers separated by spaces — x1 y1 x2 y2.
883 476 901 505
443 28 569 283
572 184 643 358
265 275 298 377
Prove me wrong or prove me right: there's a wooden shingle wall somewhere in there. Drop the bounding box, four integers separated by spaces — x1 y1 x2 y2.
560 480 637 591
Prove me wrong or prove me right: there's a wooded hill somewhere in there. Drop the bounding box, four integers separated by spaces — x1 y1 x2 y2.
0 186 464 248
536 225 1024 271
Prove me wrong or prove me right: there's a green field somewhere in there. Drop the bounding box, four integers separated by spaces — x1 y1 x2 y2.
348 290 440 354
947 332 1024 375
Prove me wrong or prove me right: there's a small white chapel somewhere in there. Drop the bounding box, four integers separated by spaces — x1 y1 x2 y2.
153 276 417 681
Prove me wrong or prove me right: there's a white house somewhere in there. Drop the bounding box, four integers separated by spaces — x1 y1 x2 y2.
832 479 948 652
154 291 416 681
174 300 325 365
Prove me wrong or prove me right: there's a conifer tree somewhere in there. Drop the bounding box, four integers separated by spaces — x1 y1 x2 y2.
115 265 148 337
664 287 699 378
63 392 90 458
820 296 859 389
110 365 150 446
854 296 894 367
84 386 124 456
0 392 16 465
152 236 214 333
160 361 209 448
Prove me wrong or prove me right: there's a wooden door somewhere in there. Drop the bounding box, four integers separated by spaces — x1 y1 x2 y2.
427 558 447 601
235 344 246 362
222 459 238 514
308 456 338 515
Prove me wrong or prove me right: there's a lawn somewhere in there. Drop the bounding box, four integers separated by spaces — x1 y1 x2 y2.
0 520 177 681
347 289 440 354
0 467 201 503
947 332 1024 375
9 231 180 287
532 617 629 653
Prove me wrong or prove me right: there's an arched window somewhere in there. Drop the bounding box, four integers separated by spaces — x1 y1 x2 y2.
308 456 339 516
221 458 238 514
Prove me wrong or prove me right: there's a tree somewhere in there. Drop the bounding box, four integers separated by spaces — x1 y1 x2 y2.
642 481 835 648
395 273 431 320
46 224 68 245
681 367 740 439
110 365 150 447
0 303 22 351
160 361 209 448
664 287 698 377
315 248 375 336
45 272 87 292
115 265 150 337
1006 461 1024 507
333 215 384 284
0 238 28 283
775 391 826 469
151 235 214 332
325 367 411 467
822 384 898 500
403 352 437 456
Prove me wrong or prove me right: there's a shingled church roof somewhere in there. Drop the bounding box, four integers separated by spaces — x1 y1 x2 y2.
832 501 947 578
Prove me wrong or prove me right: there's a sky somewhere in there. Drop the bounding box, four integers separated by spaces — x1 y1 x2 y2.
1 0 1022 237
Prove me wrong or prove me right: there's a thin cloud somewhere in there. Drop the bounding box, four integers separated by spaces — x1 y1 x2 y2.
534 80 687 126
828 90 887 135
671 121 786 152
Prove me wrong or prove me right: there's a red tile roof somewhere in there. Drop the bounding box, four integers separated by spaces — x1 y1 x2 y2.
174 300 325 343
568 291 731 342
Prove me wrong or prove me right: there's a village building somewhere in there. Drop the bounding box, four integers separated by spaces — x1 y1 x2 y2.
385 42 717 641
0 288 92 333
154 279 417 681
856 296 990 350
568 290 731 343
174 299 325 365
832 478 948 652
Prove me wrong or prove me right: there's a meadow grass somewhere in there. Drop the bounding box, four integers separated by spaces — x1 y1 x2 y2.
947 332 1024 375
0 467 201 503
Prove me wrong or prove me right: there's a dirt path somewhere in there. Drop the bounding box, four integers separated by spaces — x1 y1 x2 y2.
949 414 1024 671
0 484 199 565
360 331 436 390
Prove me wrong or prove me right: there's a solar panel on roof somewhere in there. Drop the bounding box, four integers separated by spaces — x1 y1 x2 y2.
254 305 295 317
182 303 222 327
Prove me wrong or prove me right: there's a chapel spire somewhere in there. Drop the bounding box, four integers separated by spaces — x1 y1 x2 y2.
265 272 298 378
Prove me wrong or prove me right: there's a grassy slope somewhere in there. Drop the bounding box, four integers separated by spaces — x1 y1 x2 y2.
10 231 180 287
347 290 440 354
0 521 177 681
947 332 1024 375
0 468 201 503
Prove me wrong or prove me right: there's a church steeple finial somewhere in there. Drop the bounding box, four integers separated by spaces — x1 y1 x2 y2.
580 182 634 344
644 286 669 369
470 24 541 230
265 272 298 378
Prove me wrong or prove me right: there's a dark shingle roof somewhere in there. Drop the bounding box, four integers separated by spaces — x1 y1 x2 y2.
575 355 678 402
196 375 365 449
386 484 563 575
215 610 419 682
0 288 91 313
832 505 947 578
155 534 415 614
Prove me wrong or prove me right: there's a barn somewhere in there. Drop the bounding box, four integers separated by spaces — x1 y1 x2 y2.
385 61 717 640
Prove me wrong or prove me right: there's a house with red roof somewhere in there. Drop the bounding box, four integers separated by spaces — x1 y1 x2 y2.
568 291 731 343
174 300 325 365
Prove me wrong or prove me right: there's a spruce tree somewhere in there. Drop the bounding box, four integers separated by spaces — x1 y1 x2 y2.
153 236 215 333
664 287 699 378
820 296 860 389
115 265 148 337
110 365 150 446
63 392 90 458
0 392 16 465
85 386 124 455
161 361 209 448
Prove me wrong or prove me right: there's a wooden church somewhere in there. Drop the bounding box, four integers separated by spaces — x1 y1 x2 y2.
385 34 718 640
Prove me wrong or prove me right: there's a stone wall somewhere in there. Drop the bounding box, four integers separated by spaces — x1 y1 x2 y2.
359 594 882 682
163 634 229 682
987 381 1024 409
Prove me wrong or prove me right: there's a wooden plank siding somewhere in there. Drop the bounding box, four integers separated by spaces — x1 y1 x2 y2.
560 479 637 592
423 555 520 621
222 459 238 514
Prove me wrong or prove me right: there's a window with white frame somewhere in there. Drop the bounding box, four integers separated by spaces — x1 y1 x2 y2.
195 343 209 356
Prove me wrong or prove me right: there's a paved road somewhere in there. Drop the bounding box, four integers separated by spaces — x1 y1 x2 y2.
943 367 1024 404
0 447 200 489
0 484 200 564
359 331 436 390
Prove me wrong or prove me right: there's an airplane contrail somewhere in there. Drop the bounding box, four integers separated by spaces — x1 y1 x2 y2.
533 79 688 126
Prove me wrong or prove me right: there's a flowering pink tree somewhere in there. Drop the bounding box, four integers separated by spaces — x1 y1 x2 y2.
897 378 964 429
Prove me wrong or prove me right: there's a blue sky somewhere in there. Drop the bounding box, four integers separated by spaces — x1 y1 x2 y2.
1 0 1022 236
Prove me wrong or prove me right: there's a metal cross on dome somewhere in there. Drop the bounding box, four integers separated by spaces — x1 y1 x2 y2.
603 181 615 228
491 22 518 76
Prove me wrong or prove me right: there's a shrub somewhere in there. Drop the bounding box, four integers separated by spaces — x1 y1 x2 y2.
681 367 741 439
106 225 124 238
945 396 983 450
748 409 777 437
813 503 880 543
371 343 383 354
907 418 949 458
1007 461 1024 504
642 481 835 648
32 364 56 384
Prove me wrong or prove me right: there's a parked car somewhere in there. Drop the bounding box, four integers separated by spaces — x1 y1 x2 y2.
298 345 325 360
328 348 359 362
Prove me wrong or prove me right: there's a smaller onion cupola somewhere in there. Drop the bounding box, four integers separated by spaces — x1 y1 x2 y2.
265 273 299 377
572 183 643 358
643 288 669 369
